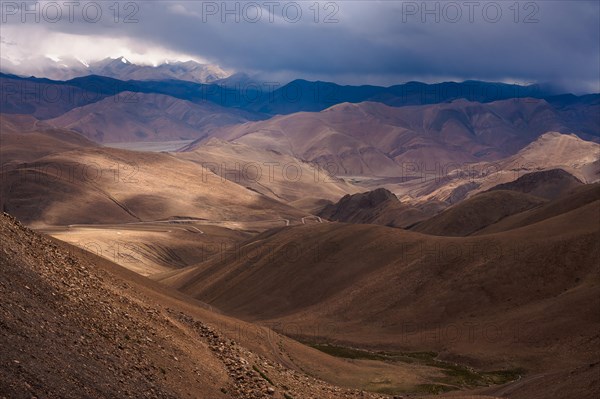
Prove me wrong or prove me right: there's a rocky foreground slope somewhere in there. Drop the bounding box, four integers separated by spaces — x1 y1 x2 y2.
1 212 412 399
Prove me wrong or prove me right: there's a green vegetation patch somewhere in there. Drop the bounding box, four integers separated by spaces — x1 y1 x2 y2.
309 343 524 392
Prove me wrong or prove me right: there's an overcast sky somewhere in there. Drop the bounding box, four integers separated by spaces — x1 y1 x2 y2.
1 0 599 92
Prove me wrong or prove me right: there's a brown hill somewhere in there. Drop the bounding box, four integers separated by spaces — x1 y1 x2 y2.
177 138 358 205
318 188 436 228
411 190 547 236
191 99 598 177
159 193 600 398
0 146 304 228
0 119 315 277
391 132 600 205
48 92 258 143
490 132 600 186
0 137 315 276
0 114 98 165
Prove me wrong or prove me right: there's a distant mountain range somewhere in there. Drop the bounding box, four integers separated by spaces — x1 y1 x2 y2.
0 56 229 83
2 72 598 119
2 72 598 155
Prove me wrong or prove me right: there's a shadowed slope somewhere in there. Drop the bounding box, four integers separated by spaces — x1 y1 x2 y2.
411 176 597 238
411 190 547 236
159 194 600 394
318 188 436 228
475 183 600 235
486 168 583 200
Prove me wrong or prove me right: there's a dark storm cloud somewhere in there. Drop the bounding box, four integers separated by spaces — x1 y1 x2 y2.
1 0 599 92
